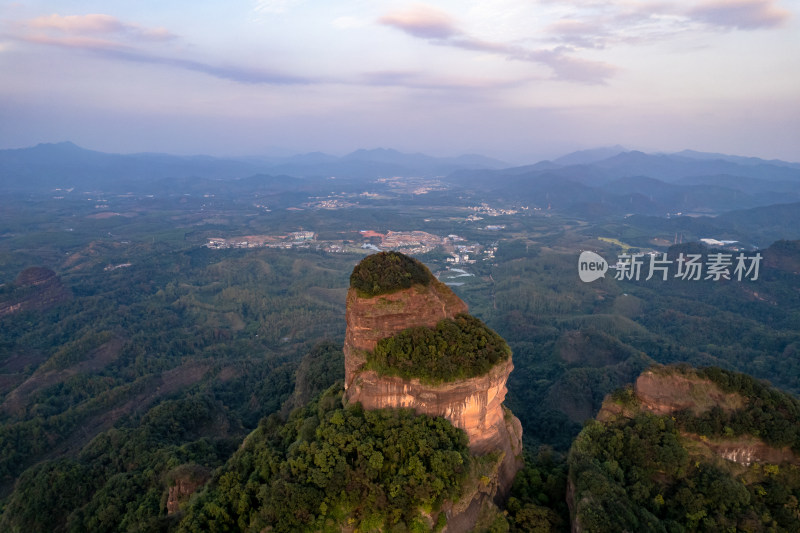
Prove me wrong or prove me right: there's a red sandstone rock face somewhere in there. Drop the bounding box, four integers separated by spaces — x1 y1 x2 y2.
166 479 204 514
343 279 522 512
634 369 745 416
343 280 468 389
706 439 796 466
348 359 515 454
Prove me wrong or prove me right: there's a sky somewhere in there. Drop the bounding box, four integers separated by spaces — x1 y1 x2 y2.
0 0 799 163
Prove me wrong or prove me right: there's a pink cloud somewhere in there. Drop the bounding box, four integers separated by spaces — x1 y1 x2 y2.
29 14 125 34
21 34 123 51
378 4 458 39
689 0 790 30
25 13 176 41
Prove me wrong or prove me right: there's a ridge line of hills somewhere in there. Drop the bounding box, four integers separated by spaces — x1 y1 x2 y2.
1 141 798 187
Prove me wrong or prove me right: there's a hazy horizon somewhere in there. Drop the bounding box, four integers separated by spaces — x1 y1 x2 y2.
6 140 800 168
1 1 799 163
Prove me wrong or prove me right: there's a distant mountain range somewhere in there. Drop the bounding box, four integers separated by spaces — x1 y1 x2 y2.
0 142 508 190
1 142 798 225
447 148 800 217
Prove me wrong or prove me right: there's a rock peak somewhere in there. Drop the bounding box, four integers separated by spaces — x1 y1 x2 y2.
343 253 469 387
342 253 523 521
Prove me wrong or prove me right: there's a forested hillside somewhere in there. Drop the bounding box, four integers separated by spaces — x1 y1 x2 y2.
479 239 800 451
0 245 351 506
179 385 474 532
569 366 800 532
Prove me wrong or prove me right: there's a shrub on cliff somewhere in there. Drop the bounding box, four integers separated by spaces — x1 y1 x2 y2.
367 314 511 383
350 251 432 297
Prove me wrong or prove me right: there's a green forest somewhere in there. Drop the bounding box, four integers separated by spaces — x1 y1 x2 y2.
1 181 799 531
179 385 471 532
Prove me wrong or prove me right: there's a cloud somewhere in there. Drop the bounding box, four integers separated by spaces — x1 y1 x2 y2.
544 19 611 49
537 0 791 52
29 13 124 33
12 13 310 85
105 48 313 85
20 34 123 51
541 3 694 50
688 0 790 30
21 35 311 85
526 49 618 84
378 3 615 84
378 4 458 39
530 0 791 78
27 13 176 41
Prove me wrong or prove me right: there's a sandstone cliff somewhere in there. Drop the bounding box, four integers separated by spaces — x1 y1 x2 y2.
343 252 523 529
343 279 467 389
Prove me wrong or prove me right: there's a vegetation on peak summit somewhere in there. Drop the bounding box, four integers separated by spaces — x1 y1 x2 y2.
349 251 433 297
366 313 511 384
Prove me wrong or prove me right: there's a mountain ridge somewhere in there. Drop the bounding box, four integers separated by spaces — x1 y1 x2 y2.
0 142 509 189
